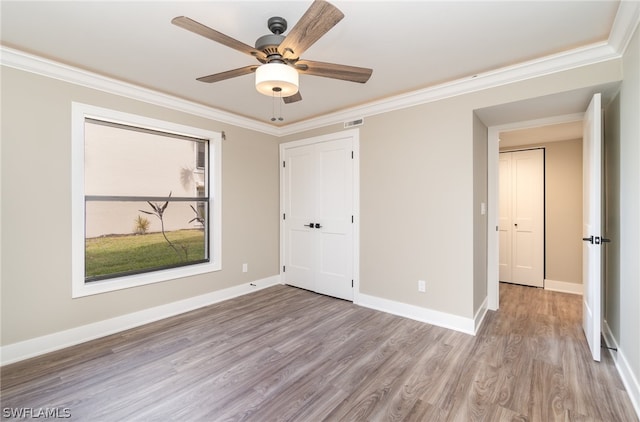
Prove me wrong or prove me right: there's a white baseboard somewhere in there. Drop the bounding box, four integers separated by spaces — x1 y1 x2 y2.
356 293 476 335
0 275 282 366
474 296 489 334
603 320 640 419
544 279 583 295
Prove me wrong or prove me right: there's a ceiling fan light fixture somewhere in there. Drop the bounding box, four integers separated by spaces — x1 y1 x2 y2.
255 63 299 97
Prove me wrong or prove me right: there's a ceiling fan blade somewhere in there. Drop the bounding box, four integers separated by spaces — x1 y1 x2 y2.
196 65 258 83
283 91 303 104
172 16 266 61
277 0 344 60
295 60 372 83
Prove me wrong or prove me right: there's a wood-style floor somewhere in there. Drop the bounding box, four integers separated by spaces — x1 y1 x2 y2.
1 283 637 421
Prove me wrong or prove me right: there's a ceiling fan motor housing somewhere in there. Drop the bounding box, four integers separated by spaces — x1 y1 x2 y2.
255 16 288 58
255 33 285 57
255 16 297 97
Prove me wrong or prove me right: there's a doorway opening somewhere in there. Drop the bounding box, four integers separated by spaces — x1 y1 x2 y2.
481 85 619 312
487 114 586 310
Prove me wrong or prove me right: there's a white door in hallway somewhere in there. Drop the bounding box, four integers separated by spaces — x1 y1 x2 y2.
498 154 513 282
582 93 602 362
499 149 544 287
282 135 355 301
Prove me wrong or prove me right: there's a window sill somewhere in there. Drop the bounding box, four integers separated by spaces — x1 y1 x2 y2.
72 260 221 298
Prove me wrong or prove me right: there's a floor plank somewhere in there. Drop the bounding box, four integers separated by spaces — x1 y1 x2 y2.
1 283 637 421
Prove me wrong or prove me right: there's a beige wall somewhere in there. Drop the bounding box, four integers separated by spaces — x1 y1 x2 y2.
545 139 583 285
605 22 640 392
1 67 280 345
359 102 475 318
473 113 488 313
501 139 583 285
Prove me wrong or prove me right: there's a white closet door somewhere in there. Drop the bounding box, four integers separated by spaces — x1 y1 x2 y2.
315 140 354 300
499 149 544 287
498 154 513 282
283 144 317 292
282 135 354 301
511 150 544 287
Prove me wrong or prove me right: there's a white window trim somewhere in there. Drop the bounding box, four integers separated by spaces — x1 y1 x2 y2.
71 102 222 298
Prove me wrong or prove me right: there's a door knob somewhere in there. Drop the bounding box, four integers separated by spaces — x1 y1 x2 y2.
304 223 314 228
582 236 594 244
314 223 322 229
595 236 612 245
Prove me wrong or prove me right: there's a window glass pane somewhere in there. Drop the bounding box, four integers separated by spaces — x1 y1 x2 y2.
85 200 208 281
84 120 206 197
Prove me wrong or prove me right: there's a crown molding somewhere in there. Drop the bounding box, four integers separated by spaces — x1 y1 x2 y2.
0 46 280 136
278 41 618 136
2 0 638 138
608 0 640 54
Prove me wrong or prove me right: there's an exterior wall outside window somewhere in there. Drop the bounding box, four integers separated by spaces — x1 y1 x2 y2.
84 121 206 238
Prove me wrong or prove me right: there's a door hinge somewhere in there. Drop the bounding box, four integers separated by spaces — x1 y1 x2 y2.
283 160 286 168
351 151 354 159
352 215 354 223
283 213 286 220
283 265 286 272
352 280 354 288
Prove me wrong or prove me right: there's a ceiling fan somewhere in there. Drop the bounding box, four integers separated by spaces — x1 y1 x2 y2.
171 0 373 104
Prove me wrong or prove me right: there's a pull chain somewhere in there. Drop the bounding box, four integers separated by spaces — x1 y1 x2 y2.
271 87 284 122
271 88 277 122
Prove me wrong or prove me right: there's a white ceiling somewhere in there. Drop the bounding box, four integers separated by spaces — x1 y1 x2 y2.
0 1 631 129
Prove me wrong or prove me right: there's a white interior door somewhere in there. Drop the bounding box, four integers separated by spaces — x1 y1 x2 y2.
283 144 317 292
282 135 355 301
499 149 544 287
315 140 354 300
582 93 602 362
498 154 513 282
511 150 544 287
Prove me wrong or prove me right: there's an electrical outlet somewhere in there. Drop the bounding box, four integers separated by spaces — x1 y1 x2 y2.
418 279 426 292
242 263 248 273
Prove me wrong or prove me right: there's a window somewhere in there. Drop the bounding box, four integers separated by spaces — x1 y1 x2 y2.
72 103 221 297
